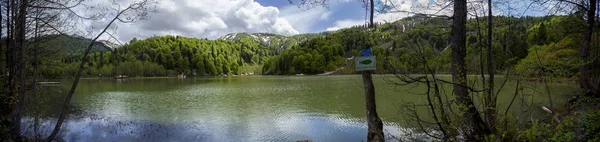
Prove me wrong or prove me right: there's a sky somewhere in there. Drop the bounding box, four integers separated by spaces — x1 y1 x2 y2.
76 0 435 43
71 0 542 43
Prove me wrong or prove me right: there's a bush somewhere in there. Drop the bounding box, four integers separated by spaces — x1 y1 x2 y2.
515 37 582 78
581 109 600 141
512 96 600 142
550 117 577 141
516 121 553 141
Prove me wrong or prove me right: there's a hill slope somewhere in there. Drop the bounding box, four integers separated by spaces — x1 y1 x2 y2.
262 15 553 75
219 32 323 54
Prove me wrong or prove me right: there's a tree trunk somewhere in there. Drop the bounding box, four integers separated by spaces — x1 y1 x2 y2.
12 0 29 138
580 0 597 94
47 6 134 140
0 1 3 76
362 0 384 141
32 9 40 92
47 32 95 142
485 0 496 134
3 0 15 118
363 71 384 142
451 0 491 140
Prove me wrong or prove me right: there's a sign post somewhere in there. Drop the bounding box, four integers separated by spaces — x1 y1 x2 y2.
356 49 376 72
359 47 384 141
363 1 385 141
355 56 376 71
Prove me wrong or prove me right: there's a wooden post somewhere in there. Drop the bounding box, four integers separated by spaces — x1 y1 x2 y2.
363 0 384 141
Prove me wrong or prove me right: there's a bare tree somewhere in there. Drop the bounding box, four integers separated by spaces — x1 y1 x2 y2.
451 0 491 140
579 0 597 94
41 0 158 141
289 0 500 140
385 32 455 141
363 1 385 141
533 0 599 95
2 0 109 138
2 0 16 121
484 0 497 134
0 0 3 77
9 0 30 137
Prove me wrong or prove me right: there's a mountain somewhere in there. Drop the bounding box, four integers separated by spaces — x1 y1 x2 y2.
34 34 112 54
219 32 323 53
98 40 122 49
28 34 122 67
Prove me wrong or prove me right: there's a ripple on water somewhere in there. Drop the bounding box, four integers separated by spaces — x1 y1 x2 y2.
25 76 433 141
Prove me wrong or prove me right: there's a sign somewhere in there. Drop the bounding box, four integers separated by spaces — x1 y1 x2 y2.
360 48 372 56
355 56 376 71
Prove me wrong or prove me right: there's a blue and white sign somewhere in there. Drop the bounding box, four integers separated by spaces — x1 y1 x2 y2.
355 56 376 71
360 49 372 57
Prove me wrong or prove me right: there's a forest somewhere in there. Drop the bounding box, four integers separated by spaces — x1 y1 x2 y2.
262 15 591 78
21 15 589 79
8 32 322 78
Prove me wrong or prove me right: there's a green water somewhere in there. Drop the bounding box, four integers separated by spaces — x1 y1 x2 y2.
24 75 577 141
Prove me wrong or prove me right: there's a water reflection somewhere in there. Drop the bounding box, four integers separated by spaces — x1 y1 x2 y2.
22 75 576 141
22 113 406 141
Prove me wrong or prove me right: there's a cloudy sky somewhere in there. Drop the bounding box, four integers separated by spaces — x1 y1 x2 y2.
73 0 539 43
74 0 417 43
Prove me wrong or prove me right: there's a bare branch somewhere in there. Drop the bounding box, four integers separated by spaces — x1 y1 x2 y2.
504 80 520 116
45 0 158 141
28 0 84 10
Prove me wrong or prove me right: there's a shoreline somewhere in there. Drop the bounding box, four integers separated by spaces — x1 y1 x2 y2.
49 74 577 83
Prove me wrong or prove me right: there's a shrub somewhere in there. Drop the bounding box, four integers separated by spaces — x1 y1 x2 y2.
515 37 582 78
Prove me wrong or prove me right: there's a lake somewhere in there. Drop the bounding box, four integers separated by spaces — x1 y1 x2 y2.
23 75 577 141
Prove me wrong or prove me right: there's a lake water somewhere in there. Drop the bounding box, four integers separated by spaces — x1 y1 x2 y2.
24 75 577 141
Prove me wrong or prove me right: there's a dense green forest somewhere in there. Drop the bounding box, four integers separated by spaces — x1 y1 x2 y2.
29 33 321 78
262 15 596 78
12 14 595 80
89 36 247 77
20 15 594 78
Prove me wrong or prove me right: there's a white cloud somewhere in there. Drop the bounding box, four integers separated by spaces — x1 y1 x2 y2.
75 0 301 43
325 12 409 31
279 5 332 33
326 0 452 31
326 19 365 31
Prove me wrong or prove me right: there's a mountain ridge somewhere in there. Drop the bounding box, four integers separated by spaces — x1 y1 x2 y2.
218 32 324 53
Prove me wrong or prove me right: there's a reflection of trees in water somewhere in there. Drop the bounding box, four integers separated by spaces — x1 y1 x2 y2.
25 86 85 118
21 77 577 141
21 116 212 141
21 114 400 141
22 85 85 139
